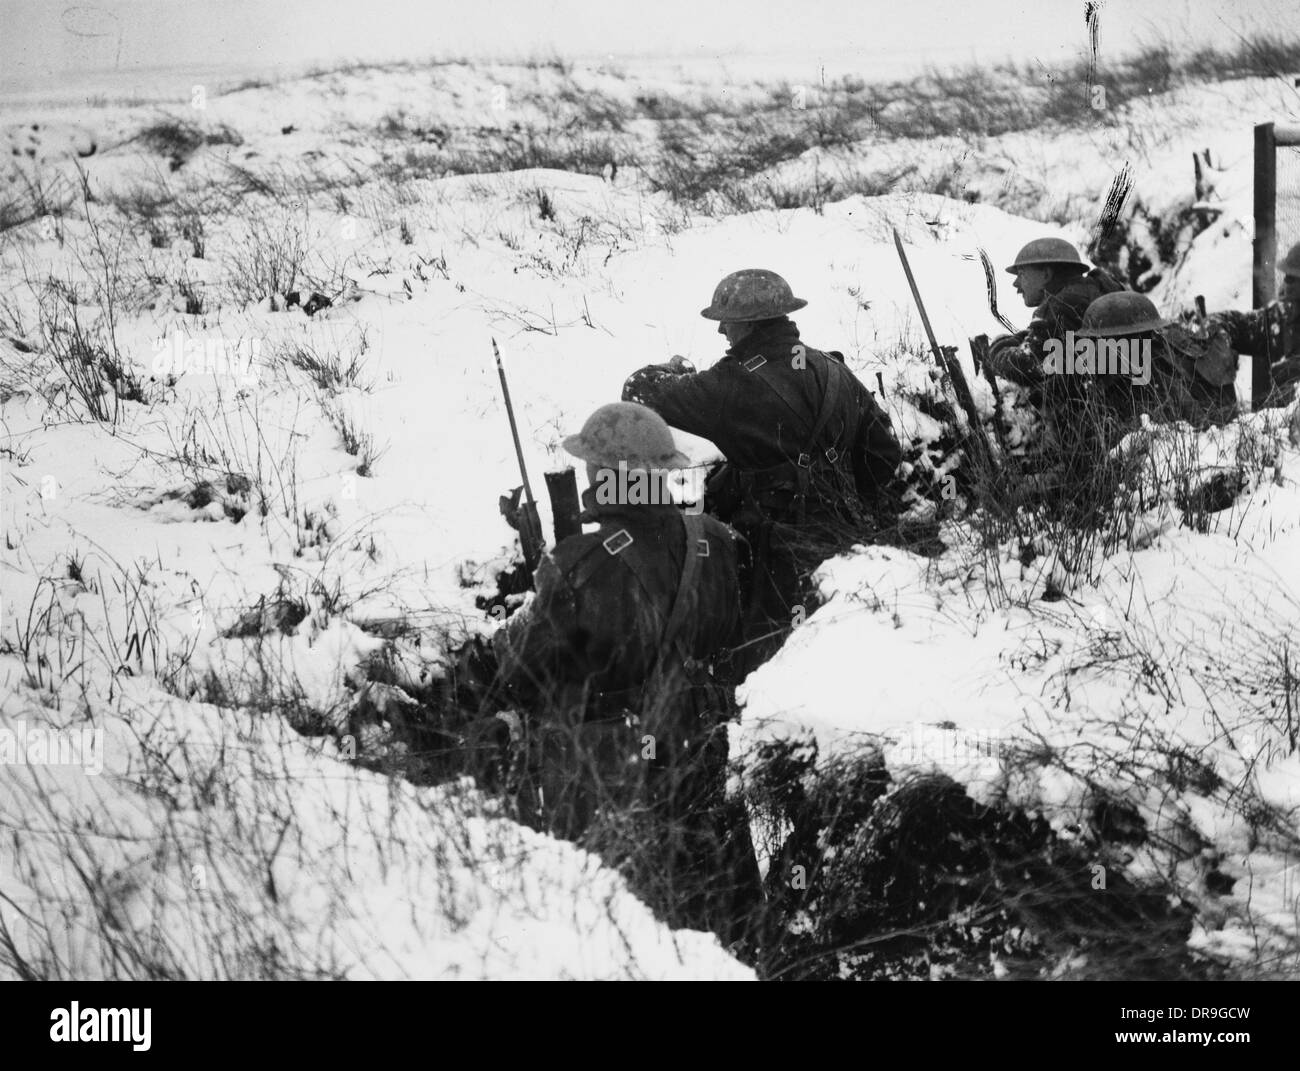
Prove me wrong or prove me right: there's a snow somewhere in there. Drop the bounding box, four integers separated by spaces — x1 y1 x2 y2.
738 411 1300 965
2 56 1299 977
0 677 750 979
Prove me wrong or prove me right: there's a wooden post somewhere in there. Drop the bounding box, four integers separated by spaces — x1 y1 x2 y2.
1252 122 1277 407
544 468 582 544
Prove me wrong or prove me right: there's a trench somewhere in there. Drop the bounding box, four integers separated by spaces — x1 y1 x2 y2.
328 526 1221 980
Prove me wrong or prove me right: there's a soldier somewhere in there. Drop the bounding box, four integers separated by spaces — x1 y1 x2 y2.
1170 239 1300 409
1075 291 1237 442
985 237 1126 388
1286 241 1300 307
490 401 760 933
982 239 1126 491
621 269 901 674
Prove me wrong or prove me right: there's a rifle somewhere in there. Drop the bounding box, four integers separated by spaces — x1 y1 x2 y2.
892 230 997 476
492 338 545 576
970 333 1010 457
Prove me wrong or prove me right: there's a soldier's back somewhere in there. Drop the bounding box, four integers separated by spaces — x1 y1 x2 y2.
551 503 741 693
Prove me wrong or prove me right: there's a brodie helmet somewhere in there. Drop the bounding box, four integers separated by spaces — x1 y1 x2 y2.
561 402 690 470
1076 292 1165 338
1005 237 1089 275
700 269 808 322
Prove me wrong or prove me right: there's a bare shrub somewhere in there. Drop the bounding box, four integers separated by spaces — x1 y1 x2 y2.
278 334 372 393
0 169 78 235
34 280 145 424
157 389 306 536
136 116 243 170
225 209 309 304
323 402 388 477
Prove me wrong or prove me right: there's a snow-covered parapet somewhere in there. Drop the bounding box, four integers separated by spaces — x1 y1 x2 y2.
0 676 751 980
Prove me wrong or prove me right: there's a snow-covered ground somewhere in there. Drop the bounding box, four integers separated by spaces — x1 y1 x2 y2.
2 57 1298 977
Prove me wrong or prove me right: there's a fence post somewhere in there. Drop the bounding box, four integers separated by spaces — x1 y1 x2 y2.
1253 122 1277 408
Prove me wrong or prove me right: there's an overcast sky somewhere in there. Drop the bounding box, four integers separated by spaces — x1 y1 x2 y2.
3 0 1299 96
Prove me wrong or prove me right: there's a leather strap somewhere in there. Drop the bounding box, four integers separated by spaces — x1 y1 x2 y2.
743 352 807 429
578 514 708 676
660 512 705 662
802 358 844 464
744 350 848 466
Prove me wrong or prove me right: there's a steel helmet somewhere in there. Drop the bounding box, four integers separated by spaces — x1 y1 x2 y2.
1280 241 1300 279
700 269 808 322
1077 292 1165 338
561 402 690 470
1005 238 1089 274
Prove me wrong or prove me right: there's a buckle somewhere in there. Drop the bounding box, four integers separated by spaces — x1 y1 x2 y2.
696 538 710 557
824 446 840 464
796 452 812 468
743 355 767 371
602 529 633 555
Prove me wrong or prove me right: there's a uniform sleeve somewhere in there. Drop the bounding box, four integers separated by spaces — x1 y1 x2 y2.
1210 309 1270 358
491 553 581 704
1023 294 1080 361
985 330 1042 387
621 364 730 441
851 382 902 502
988 290 1089 388
1213 306 1300 396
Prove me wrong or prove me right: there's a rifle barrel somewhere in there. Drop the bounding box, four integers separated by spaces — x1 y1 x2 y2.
893 230 997 472
492 338 537 509
893 230 945 362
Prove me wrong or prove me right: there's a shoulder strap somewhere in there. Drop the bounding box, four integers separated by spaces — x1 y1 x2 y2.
745 351 846 463
742 353 807 429
803 357 845 462
564 539 616 592
597 512 708 680
572 513 711 682
579 516 704 633
593 527 664 612
661 512 706 660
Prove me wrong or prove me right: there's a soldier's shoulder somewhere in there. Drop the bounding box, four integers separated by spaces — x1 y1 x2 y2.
548 531 619 583
697 355 746 381
794 340 841 365
1048 276 1100 309
698 514 742 555
700 512 739 539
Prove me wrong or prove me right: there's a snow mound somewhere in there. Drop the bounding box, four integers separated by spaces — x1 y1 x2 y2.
0 671 750 980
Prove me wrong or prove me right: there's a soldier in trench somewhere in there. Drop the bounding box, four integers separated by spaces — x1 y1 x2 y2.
1174 239 1300 410
983 238 1127 493
622 269 902 676
486 401 763 937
